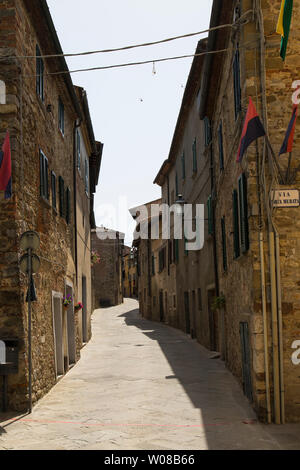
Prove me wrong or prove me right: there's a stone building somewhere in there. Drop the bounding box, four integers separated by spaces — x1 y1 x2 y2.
0 0 101 411
91 227 124 308
139 0 300 423
122 246 137 299
197 0 300 424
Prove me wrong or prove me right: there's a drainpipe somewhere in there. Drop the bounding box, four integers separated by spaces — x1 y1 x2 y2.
73 118 82 283
256 0 282 423
275 229 285 423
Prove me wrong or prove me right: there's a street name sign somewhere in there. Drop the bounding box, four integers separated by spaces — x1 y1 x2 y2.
272 190 300 208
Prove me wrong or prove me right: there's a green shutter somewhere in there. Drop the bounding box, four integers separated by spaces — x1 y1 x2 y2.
204 117 212 146
59 176 64 217
51 171 56 209
232 189 240 258
221 216 227 271
238 173 249 253
192 139 197 173
39 151 44 197
181 153 185 179
207 195 213 235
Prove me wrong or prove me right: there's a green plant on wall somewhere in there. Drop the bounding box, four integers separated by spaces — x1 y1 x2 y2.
211 295 225 312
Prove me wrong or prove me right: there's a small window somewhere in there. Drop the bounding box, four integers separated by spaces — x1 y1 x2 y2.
51 171 56 209
218 122 224 171
238 173 249 253
204 117 212 146
232 189 240 258
181 153 185 180
36 44 44 101
85 158 89 195
233 48 242 120
198 288 202 310
221 216 227 272
58 176 65 217
192 139 197 173
39 150 49 200
58 98 65 135
65 187 71 224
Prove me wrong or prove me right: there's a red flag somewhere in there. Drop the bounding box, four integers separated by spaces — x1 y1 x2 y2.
0 131 12 199
237 98 266 163
279 104 298 155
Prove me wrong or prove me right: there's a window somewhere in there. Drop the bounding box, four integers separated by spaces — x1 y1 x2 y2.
159 247 166 272
58 176 65 217
207 195 213 235
36 44 44 101
39 150 49 200
221 216 227 272
169 240 173 265
192 139 197 173
65 187 71 224
85 158 89 195
198 288 202 310
151 254 155 276
233 48 242 119
173 239 179 263
238 173 249 253
76 129 81 170
58 98 65 135
218 122 224 171
232 189 240 258
204 117 212 146
181 153 185 180
51 171 56 209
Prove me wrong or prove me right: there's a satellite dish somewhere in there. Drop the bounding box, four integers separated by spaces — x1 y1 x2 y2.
20 231 40 251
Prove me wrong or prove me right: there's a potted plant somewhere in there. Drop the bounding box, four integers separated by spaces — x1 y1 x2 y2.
63 294 73 309
91 250 101 265
74 302 83 312
211 294 225 312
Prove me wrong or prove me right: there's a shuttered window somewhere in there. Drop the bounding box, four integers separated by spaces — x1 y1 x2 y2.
233 48 242 120
221 216 227 272
58 98 65 135
173 239 179 264
192 139 197 173
159 248 166 272
39 150 49 200
238 173 249 253
232 189 240 258
152 255 155 276
51 171 56 209
65 187 71 224
218 122 224 171
36 45 44 101
207 195 213 235
181 153 185 180
204 117 212 146
58 176 65 217
85 158 89 195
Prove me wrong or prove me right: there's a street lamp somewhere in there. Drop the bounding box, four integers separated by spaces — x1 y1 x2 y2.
175 194 186 216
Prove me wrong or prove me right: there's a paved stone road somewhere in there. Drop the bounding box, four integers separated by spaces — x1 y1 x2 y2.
0 299 300 450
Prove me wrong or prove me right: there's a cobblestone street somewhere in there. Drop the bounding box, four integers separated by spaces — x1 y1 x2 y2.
0 299 300 450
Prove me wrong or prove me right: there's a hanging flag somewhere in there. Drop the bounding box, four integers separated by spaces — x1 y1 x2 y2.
276 0 294 61
26 275 37 303
236 97 266 163
279 104 298 155
0 131 12 199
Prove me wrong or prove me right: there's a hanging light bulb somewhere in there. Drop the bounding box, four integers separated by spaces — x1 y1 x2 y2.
152 61 156 75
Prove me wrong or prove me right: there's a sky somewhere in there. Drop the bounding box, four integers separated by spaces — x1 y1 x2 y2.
47 0 213 245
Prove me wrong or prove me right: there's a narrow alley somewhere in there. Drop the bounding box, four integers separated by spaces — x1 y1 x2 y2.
0 299 299 450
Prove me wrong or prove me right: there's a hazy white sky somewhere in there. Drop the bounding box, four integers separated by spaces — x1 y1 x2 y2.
47 0 213 245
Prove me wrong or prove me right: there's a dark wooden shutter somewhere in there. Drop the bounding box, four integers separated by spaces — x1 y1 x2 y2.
39 151 44 197
238 173 249 253
51 171 56 209
218 122 224 170
207 195 213 235
45 157 49 200
204 117 212 146
232 189 240 258
152 255 155 276
221 216 227 272
36 45 44 101
233 48 241 119
175 239 179 263
192 139 197 173
65 187 71 224
59 176 65 217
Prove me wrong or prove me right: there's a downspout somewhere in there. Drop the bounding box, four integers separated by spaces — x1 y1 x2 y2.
275 229 285 423
73 118 81 283
256 0 282 424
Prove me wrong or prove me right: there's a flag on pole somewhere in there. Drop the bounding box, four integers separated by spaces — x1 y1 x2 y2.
236 98 266 163
0 131 12 199
279 104 298 155
276 0 294 61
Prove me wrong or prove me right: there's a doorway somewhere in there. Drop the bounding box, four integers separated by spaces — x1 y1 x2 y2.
159 290 164 322
184 291 191 335
66 285 76 366
52 294 64 377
